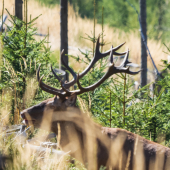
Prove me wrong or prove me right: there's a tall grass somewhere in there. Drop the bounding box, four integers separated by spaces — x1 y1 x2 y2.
0 100 169 169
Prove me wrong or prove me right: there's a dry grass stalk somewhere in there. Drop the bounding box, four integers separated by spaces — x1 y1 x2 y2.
77 96 91 117
57 122 61 150
125 150 131 170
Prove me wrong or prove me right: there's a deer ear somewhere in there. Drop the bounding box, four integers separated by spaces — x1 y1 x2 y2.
53 96 58 104
65 94 77 107
52 96 62 106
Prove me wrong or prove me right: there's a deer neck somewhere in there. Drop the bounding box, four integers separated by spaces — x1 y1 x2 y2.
51 120 109 168
51 121 85 162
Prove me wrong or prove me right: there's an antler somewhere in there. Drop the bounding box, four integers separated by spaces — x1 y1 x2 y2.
37 37 140 99
37 65 65 99
75 49 140 95
51 35 127 89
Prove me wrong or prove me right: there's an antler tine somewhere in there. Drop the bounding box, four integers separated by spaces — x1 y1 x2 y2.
51 65 62 83
37 64 64 95
101 42 127 57
39 75 62 97
60 49 77 81
74 50 115 95
37 64 41 82
60 81 72 96
50 49 77 91
51 64 73 97
78 35 127 76
63 35 127 89
110 45 114 63
50 50 66 83
71 49 140 95
116 50 141 75
94 35 127 60
118 49 131 68
108 49 141 75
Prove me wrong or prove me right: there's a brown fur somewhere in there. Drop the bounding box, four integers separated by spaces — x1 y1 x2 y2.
21 95 170 170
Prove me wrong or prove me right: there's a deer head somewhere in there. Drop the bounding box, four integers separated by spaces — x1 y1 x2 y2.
20 36 140 130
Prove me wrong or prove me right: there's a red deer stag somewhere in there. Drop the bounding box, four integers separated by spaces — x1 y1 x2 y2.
21 37 170 170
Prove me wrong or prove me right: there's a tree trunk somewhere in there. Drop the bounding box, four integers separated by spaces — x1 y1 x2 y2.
15 0 23 20
60 0 68 81
140 0 147 87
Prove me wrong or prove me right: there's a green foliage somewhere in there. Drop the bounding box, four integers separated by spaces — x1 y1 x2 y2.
97 0 130 29
0 11 54 122
50 49 60 64
3 15 49 75
36 0 59 6
69 0 102 19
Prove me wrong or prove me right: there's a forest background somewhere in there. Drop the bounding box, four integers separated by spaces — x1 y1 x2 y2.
38 0 170 42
